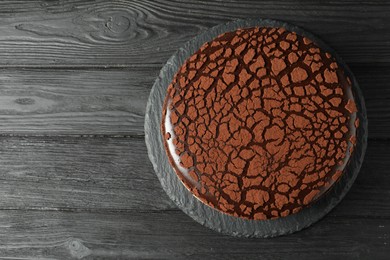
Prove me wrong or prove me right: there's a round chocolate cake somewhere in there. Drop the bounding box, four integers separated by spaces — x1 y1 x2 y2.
161 27 358 220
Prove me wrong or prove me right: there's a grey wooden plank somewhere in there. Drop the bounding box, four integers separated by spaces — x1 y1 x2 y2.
0 0 388 66
0 68 158 136
352 64 390 139
0 135 386 218
0 65 387 138
0 210 387 259
0 135 174 211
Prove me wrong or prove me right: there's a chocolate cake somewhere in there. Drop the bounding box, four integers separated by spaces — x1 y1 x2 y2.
161 27 358 220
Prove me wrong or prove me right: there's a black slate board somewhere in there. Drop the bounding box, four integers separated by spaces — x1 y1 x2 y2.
145 18 368 238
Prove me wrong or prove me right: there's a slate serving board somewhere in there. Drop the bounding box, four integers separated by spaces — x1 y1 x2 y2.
145 18 368 238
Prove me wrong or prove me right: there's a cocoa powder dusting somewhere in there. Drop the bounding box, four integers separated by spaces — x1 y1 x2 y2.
161 27 358 220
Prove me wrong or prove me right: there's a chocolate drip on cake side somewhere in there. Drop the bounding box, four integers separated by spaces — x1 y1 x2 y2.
161 27 359 220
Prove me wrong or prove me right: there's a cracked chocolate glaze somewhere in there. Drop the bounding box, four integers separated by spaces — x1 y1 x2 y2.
161 27 358 220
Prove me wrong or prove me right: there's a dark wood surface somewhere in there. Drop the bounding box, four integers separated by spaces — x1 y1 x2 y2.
0 0 388 259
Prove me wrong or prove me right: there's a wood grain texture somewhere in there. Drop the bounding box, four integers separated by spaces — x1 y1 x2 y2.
0 68 158 136
0 0 388 66
0 210 387 259
0 135 386 219
0 135 174 211
0 65 387 138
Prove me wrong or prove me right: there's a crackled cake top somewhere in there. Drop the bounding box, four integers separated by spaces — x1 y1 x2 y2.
161 27 358 220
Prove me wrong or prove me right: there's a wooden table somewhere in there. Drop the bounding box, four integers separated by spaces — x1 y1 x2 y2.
0 1 388 259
